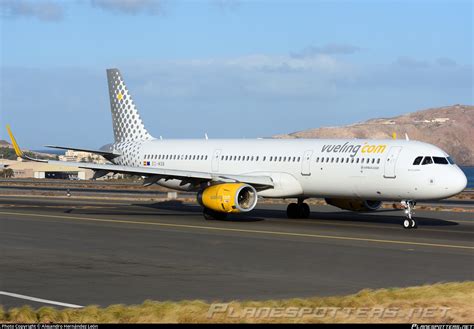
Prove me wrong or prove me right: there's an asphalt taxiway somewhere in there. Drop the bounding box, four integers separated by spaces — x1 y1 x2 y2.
0 196 472 309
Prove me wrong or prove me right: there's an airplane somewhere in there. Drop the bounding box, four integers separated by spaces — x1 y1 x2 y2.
6 68 467 229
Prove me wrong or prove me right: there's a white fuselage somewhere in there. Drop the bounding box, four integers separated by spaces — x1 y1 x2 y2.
111 138 467 201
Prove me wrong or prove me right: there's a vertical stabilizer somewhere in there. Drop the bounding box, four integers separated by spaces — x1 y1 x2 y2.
106 68 153 143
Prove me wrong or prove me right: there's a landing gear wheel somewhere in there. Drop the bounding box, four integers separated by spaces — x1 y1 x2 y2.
286 203 298 219
401 200 417 229
403 219 411 229
203 208 227 221
287 202 310 219
298 203 310 219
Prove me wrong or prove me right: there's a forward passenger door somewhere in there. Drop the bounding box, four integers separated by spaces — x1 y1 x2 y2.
384 146 402 178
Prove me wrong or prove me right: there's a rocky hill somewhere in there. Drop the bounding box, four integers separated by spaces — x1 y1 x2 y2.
0 140 12 148
0 140 57 160
274 104 473 165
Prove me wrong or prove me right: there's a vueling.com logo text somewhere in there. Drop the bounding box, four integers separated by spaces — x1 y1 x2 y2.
321 142 387 157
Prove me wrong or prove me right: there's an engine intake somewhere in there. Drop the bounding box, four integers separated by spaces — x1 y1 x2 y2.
325 198 382 211
197 183 258 213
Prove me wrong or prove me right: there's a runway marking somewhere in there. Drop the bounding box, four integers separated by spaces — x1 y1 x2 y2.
0 291 83 308
1 210 473 250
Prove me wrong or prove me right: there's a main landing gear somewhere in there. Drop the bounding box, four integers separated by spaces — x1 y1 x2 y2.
287 199 310 219
401 200 417 229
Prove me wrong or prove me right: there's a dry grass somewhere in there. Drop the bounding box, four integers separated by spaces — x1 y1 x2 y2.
1 282 473 323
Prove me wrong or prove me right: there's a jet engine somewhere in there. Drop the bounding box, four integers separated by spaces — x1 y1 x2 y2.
197 183 258 213
325 198 382 211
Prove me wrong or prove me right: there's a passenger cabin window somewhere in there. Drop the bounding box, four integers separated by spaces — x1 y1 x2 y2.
413 157 423 166
433 156 449 164
422 156 433 165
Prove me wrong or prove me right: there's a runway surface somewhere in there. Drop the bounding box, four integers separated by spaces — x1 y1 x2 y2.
0 196 473 309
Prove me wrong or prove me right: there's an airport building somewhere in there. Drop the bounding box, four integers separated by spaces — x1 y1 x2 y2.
59 150 108 164
0 159 94 180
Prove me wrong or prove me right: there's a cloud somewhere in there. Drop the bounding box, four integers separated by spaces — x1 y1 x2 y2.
90 0 163 15
394 56 430 69
126 54 354 99
2 54 471 147
291 44 361 58
0 0 64 21
437 57 457 67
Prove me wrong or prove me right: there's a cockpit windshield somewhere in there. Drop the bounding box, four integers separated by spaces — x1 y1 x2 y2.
412 156 423 165
422 157 433 165
413 156 453 165
433 157 449 164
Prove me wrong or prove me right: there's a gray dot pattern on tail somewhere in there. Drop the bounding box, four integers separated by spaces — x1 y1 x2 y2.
110 70 152 143
113 141 143 167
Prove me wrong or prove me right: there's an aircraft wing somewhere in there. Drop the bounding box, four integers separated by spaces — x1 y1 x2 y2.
7 125 274 189
39 160 273 188
45 145 121 159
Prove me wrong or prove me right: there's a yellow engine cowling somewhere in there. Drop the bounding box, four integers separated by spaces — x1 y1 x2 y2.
197 183 258 213
325 198 382 211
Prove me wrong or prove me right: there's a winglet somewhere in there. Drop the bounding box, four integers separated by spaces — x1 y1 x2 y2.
6 125 24 157
5 125 46 162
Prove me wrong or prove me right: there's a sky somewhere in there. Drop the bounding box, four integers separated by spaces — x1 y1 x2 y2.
0 0 472 149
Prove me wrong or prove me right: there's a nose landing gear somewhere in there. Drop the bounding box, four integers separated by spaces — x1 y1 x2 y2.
401 200 417 229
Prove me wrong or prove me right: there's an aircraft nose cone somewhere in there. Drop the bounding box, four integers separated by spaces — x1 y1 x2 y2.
453 170 468 194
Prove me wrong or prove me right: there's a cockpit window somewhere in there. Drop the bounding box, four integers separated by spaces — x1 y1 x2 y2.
413 156 423 165
447 157 455 164
421 156 433 165
433 156 449 164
